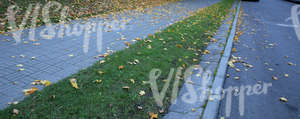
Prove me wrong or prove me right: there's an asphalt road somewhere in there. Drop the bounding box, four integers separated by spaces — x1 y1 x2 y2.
217 0 300 119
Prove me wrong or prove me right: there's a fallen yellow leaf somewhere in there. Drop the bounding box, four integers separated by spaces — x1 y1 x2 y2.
23 87 38 95
232 48 237 52
69 78 79 89
41 80 51 86
125 41 130 47
203 50 210 54
149 112 158 119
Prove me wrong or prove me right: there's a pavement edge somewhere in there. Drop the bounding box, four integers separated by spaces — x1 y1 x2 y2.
201 1 241 119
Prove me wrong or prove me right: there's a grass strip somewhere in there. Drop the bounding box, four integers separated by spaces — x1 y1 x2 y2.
0 0 235 118
0 0 177 33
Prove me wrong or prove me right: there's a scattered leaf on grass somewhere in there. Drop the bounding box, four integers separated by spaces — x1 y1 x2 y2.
177 44 182 48
69 78 79 89
137 105 143 110
13 109 19 115
23 87 38 95
118 65 124 70
99 60 105 64
98 71 104 75
122 86 130 90
130 79 135 84
149 112 158 119
139 90 146 96
94 80 102 84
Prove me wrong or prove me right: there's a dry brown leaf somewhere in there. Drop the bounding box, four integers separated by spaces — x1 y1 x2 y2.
118 65 124 70
69 78 79 89
177 44 182 48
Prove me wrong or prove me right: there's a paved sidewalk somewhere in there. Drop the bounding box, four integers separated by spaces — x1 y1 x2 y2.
0 0 220 109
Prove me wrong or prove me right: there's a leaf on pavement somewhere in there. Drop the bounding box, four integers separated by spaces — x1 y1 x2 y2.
203 50 210 54
279 97 288 102
23 87 38 95
272 76 278 80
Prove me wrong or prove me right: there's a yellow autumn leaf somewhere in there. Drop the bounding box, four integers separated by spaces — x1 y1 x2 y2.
232 48 237 52
41 80 51 86
125 41 131 47
23 87 38 95
69 78 79 89
149 112 158 119
203 50 210 54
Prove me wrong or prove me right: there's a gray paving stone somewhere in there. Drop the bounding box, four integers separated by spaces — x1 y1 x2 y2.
164 108 203 119
169 83 209 113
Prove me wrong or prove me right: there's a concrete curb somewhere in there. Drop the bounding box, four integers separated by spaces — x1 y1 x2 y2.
201 1 241 119
163 1 240 119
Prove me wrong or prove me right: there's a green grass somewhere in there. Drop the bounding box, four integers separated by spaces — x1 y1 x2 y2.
0 0 235 118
